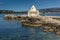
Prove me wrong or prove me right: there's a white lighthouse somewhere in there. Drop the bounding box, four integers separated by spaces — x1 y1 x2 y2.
28 5 40 17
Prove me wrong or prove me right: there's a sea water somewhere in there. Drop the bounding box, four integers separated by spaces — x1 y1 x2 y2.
0 14 60 40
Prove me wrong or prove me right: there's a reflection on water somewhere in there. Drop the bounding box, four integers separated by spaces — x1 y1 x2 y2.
0 14 60 40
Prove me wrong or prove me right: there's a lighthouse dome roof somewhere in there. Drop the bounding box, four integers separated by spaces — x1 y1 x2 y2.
30 5 37 11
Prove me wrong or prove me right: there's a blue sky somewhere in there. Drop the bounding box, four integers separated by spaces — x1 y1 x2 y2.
0 0 60 11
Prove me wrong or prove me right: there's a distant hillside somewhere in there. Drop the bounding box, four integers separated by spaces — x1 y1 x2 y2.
0 10 15 14
39 8 60 13
0 10 28 14
0 8 60 14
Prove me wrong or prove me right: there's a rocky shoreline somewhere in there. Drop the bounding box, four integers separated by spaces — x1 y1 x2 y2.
4 14 60 35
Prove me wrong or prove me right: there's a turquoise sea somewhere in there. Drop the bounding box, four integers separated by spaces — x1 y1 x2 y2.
0 14 60 40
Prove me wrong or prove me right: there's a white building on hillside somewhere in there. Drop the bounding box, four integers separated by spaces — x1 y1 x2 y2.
28 5 40 17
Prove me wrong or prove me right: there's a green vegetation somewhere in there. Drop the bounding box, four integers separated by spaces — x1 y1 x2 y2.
0 10 15 14
0 10 27 14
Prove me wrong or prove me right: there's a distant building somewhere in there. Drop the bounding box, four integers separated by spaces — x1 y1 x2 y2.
28 5 40 17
